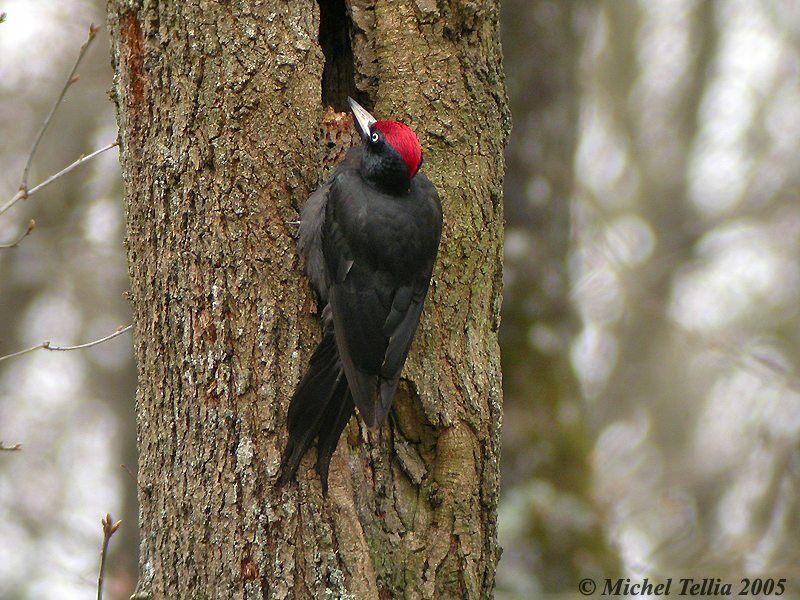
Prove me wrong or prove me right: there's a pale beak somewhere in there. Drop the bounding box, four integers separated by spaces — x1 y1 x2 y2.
348 97 377 141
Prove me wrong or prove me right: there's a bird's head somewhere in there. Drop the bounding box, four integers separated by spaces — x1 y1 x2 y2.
348 97 422 193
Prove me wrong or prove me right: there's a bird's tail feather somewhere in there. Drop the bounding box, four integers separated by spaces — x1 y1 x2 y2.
278 334 354 494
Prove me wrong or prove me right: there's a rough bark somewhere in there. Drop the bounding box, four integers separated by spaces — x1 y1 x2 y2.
108 1 508 598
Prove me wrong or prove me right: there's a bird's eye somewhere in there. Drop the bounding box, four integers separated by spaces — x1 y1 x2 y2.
371 132 380 143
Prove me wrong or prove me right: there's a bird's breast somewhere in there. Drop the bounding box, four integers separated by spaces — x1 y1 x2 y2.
348 188 436 280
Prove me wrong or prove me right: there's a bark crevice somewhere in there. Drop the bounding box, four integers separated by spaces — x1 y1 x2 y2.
318 0 370 110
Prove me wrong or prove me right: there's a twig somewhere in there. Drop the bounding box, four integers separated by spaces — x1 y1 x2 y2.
0 13 6 24
0 142 118 219
0 324 132 363
0 220 35 248
0 442 21 452
19 23 100 196
97 513 122 600
120 463 149 495
120 463 137 483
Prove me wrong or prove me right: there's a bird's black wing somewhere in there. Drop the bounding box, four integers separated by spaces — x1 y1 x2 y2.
323 172 441 428
298 148 363 303
378 175 442 413
323 210 386 427
377 266 435 411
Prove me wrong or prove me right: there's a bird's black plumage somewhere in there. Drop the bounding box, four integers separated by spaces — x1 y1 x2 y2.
279 101 442 493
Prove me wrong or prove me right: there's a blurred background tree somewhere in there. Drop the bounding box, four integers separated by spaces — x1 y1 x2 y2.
2 0 800 598
499 0 619 593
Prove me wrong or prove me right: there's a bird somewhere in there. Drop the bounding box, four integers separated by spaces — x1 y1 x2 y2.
279 98 443 494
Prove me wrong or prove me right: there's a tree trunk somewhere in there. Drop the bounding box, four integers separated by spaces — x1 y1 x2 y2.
108 1 508 598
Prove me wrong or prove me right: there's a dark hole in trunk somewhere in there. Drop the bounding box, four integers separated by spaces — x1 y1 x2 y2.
318 0 371 111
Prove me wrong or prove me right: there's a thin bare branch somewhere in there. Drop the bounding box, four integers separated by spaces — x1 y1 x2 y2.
19 23 100 195
0 220 35 248
97 513 122 600
0 142 118 219
0 442 21 452
0 344 48 363
0 13 6 24
0 324 132 364
121 464 150 495
26 142 119 200
45 324 133 351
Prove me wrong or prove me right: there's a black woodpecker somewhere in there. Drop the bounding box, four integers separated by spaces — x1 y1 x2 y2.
279 98 443 493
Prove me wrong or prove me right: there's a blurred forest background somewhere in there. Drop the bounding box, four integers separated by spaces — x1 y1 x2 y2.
1 0 800 598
